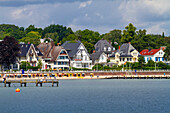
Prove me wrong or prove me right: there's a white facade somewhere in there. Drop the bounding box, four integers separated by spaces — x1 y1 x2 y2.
110 50 139 65
71 43 92 69
143 49 165 63
43 48 70 70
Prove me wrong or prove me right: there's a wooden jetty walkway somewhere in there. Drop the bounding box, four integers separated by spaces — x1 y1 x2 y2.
105 75 170 79
0 79 59 87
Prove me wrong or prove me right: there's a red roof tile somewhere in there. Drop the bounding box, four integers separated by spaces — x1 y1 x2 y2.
140 49 160 55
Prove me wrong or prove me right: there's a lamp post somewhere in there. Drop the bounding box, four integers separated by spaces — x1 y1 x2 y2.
155 62 156 71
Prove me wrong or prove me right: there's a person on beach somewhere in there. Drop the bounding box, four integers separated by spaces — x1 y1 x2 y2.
3 74 6 82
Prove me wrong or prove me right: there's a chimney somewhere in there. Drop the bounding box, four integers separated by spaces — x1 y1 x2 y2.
28 42 30 44
109 40 112 45
148 48 151 52
129 42 131 44
57 43 60 46
93 50 96 53
118 45 120 50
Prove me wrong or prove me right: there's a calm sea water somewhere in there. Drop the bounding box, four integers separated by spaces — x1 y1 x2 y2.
0 79 170 113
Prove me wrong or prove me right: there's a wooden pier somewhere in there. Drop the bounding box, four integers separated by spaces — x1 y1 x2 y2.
1 79 59 87
105 75 170 79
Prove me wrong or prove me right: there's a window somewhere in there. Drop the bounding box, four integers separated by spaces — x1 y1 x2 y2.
13 64 18 69
76 63 81 67
108 47 111 51
104 47 106 51
54 61 56 65
36 57 39 61
123 58 125 61
162 58 164 61
120 58 121 61
127 58 129 61
133 52 137 56
155 57 158 61
85 56 87 60
30 57 32 61
130 58 132 61
102 56 104 60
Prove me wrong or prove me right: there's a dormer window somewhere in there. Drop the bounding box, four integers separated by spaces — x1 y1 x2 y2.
108 47 111 51
104 47 106 51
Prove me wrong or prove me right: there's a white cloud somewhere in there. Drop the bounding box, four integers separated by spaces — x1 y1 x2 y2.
147 23 166 34
95 13 103 19
79 0 92 8
12 8 32 19
144 0 170 15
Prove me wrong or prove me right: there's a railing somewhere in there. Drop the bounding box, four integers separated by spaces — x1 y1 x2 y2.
0 69 170 74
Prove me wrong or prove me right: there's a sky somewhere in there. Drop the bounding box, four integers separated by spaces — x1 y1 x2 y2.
0 0 170 35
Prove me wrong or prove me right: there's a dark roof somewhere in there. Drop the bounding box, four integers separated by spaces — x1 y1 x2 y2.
19 44 43 57
61 40 81 58
90 51 103 61
37 41 55 58
94 39 114 54
18 44 31 57
34 45 43 56
110 43 140 57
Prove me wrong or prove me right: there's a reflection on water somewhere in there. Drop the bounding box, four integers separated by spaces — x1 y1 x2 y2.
0 79 170 113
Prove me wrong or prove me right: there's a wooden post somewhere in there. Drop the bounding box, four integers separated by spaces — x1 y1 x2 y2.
4 80 6 87
57 80 59 87
36 80 38 87
40 82 42 87
20 80 22 87
8 82 11 87
52 80 54 87
24 79 26 87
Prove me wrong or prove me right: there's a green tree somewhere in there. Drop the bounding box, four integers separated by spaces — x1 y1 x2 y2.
138 56 145 68
147 60 155 67
25 25 43 35
121 23 136 43
19 31 41 45
37 59 43 69
42 24 73 42
61 34 78 44
103 29 122 49
20 61 31 70
157 61 167 69
164 44 170 61
44 32 59 45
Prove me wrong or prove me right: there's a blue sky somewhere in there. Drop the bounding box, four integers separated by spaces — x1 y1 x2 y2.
1 0 170 35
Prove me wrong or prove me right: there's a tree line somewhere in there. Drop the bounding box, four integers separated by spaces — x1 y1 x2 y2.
0 23 169 59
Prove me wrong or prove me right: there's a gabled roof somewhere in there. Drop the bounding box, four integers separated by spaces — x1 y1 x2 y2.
94 39 114 54
50 46 62 62
38 42 68 61
140 49 160 55
90 51 103 61
110 43 140 57
37 41 55 58
18 44 43 57
61 40 82 58
19 44 31 57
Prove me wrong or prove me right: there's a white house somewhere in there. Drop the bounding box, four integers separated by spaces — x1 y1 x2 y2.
110 43 141 65
94 39 115 57
2 43 43 70
140 47 166 63
90 51 108 66
38 41 70 70
62 40 92 69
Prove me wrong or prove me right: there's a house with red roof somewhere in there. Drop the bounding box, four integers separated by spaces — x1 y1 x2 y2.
140 47 166 63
